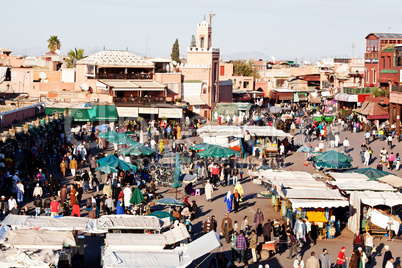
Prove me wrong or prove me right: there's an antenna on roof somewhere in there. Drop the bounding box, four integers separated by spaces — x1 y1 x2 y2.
103 46 105 51
209 12 216 24
388 27 391 33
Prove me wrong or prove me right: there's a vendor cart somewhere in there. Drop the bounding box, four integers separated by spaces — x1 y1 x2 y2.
260 240 277 260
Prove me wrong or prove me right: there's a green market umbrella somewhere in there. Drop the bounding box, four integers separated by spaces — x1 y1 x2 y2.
95 165 118 173
98 159 137 172
189 143 213 151
123 131 136 136
149 211 175 222
315 160 353 169
98 131 124 138
105 136 140 146
345 167 394 180
257 164 272 171
198 145 240 158
130 187 144 205
96 154 119 165
157 197 184 206
119 145 154 156
314 150 353 163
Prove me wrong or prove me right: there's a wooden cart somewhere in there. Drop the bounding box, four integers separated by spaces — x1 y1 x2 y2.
260 241 278 260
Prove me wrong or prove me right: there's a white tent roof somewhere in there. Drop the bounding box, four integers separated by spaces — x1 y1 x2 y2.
24 216 91 231
268 178 328 189
97 215 162 230
0 215 30 227
330 172 370 181
77 50 154 68
357 191 402 207
261 170 315 180
329 180 396 192
0 248 59 268
289 199 349 209
4 229 76 250
379 175 402 188
198 125 292 138
185 231 221 261
103 250 182 268
105 224 190 250
284 189 345 199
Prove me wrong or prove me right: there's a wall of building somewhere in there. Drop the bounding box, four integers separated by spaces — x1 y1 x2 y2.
10 68 33 94
8 57 26 67
154 72 182 101
218 80 232 103
0 104 40 129
33 70 61 82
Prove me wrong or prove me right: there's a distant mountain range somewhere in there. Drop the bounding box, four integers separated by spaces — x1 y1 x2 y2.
221 51 270 61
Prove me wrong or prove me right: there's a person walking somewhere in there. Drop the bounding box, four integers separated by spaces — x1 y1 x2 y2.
304 217 314 245
205 180 213 202
388 152 395 170
363 232 373 264
395 153 401 171
334 133 340 148
33 183 43 198
116 197 124 215
382 245 393 268
294 218 307 247
287 231 298 259
306 251 319 268
69 158 78 177
353 230 363 249
364 131 371 144
221 213 233 243
60 160 68 178
203 216 214 233
343 138 350 153
50 197 59 216
60 185 68 206
263 219 272 242
293 254 304 268
387 135 393 148
233 189 241 213
16 181 24 203
232 166 239 186
357 247 367 268
336 247 347 268
44 196 51 216
349 250 359 268
254 208 264 235
364 150 371 166
34 195 42 216
385 257 395 268
235 230 247 264
319 248 331 268
224 191 233 213
249 229 258 263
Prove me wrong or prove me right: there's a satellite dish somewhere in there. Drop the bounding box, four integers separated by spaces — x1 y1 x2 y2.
271 56 276 61
55 49 61 55
81 83 89 91
39 72 47 80
172 60 177 66
317 62 322 67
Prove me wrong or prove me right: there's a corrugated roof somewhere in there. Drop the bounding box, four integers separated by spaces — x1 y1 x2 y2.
368 33 402 39
77 50 154 68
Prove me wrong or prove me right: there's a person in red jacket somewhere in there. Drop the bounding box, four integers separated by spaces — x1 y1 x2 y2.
72 201 80 217
50 197 59 216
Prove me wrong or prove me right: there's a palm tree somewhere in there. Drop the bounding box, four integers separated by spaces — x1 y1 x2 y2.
66 48 85 68
47 35 61 53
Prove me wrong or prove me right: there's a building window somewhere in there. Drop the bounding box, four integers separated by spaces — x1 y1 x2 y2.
244 81 250 89
365 69 369 83
373 69 376 84
200 37 204 48
382 57 385 68
220 66 225 76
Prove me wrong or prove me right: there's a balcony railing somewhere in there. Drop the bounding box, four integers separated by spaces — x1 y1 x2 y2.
98 73 153 80
113 96 166 104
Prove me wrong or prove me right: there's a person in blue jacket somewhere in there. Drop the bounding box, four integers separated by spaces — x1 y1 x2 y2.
224 191 233 213
116 197 124 214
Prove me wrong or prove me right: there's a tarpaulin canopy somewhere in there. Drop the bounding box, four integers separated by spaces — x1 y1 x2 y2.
289 199 349 209
97 215 162 230
379 175 402 188
103 250 183 268
197 125 292 138
283 189 346 199
4 229 76 250
348 191 402 233
268 178 328 189
345 167 394 180
355 101 389 120
0 248 60 268
314 150 353 163
329 172 370 181
315 160 353 169
185 231 221 261
371 209 400 233
329 180 396 192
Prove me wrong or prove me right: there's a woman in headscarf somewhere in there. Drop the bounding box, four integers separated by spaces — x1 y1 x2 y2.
254 208 264 235
224 191 233 213
70 186 77 207
233 189 241 213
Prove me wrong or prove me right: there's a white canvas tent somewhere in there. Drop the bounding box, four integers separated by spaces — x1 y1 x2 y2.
103 231 221 268
3 229 76 250
97 215 163 231
379 175 402 188
0 248 59 268
348 191 402 233
283 189 346 200
329 172 370 181
329 180 396 192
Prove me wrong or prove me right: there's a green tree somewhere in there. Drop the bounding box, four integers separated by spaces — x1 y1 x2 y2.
373 88 389 97
47 35 61 53
190 35 196 47
170 38 180 66
231 59 260 79
66 48 85 68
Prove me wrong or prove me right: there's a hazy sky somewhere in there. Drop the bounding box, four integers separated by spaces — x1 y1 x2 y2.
1 0 401 61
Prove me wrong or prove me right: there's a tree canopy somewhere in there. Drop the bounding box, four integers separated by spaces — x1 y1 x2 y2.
231 59 260 79
66 48 85 68
373 88 389 97
170 39 180 66
47 35 61 53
